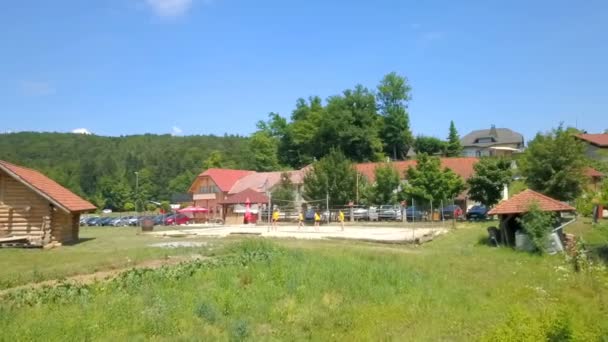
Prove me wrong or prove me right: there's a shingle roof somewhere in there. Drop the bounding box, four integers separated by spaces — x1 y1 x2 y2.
461 127 524 147
576 134 608 147
355 157 479 183
219 188 269 204
229 170 305 194
487 189 574 215
198 168 255 192
0 160 96 212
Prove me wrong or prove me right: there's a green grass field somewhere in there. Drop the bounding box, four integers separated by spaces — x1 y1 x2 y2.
0 222 607 340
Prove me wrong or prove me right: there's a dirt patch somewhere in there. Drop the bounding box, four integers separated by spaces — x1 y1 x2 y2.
0 254 206 296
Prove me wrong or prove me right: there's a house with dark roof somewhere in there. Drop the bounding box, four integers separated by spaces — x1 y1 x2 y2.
461 125 525 157
0 160 96 247
576 133 608 161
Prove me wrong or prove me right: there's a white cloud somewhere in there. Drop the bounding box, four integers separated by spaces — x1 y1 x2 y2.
72 128 93 135
171 126 183 136
145 0 194 17
19 81 55 96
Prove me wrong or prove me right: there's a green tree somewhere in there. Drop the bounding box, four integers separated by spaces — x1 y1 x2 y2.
372 164 401 204
271 172 296 209
445 121 463 157
377 72 413 160
98 177 132 211
517 202 557 254
202 151 225 170
316 85 383 162
403 154 465 205
413 135 446 156
160 201 172 213
520 125 587 201
467 158 512 207
285 97 325 167
248 131 281 171
303 149 358 206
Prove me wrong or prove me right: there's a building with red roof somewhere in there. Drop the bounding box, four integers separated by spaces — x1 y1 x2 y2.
188 167 305 223
488 189 575 247
576 133 608 161
0 160 96 246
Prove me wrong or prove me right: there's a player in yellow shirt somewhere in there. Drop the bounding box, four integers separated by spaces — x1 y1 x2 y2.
338 210 345 231
272 208 279 231
298 211 304 230
314 211 321 231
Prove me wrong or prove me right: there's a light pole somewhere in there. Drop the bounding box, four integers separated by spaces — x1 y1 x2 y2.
134 171 139 224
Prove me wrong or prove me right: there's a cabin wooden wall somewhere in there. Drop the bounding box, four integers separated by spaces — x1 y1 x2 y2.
0 170 50 243
0 169 79 245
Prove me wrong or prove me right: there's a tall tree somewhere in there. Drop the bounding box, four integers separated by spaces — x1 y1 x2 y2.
372 164 401 204
303 149 358 206
316 85 383 162
402 154 465 205
467 158 512 207
413 135 446 156
445 121 463 157
271 172 296 209
248 131 281 172
520 125 587 201
377 72 413 160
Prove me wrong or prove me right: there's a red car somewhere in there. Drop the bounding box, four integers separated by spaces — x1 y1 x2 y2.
164 214 191 225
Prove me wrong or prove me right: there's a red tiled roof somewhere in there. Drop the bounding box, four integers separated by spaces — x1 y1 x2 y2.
229 170 305 194
355 157 479 183
585 167 604 178
198 168 255 192
576 134 608 147
0 160 96 212
219 188 269 204
488 189 574 215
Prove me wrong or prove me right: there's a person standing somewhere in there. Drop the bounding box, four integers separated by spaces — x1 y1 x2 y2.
314 211 321 231
272 208 280 231
298 211 304 230
338 210 345 231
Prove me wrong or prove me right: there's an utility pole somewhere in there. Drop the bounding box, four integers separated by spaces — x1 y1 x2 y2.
267 192 272 232
134 171 139 227
326 191 330 224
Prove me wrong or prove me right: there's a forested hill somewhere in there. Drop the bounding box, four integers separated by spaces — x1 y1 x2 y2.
0 132 251 210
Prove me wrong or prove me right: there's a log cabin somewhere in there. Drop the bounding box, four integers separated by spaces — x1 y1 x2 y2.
0 160 96 247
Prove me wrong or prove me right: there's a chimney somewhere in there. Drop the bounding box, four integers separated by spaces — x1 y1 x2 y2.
489 125 497 137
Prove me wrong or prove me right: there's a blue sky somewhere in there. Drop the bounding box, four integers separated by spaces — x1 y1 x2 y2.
1 0 607 141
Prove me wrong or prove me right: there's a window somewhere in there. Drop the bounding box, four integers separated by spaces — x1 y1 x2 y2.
475 137 495 144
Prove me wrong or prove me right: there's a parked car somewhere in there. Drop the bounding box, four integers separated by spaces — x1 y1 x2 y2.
304 209 326 224
466 205 488 220
405 206 424 221
378 205 402 221
153 214 169 225
441 205 463 220
352 207 369 220
165 214 190 225
109 217 128 227
83 216 100 226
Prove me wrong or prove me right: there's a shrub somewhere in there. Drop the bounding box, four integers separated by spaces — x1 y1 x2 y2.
196 301 218 323
574 195 594 217
517 202 556 254
230 319 250 341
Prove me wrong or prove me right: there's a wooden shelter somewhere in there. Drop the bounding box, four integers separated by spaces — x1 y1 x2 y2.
488 189 575 246
219 188 269 225
0 160 96 247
